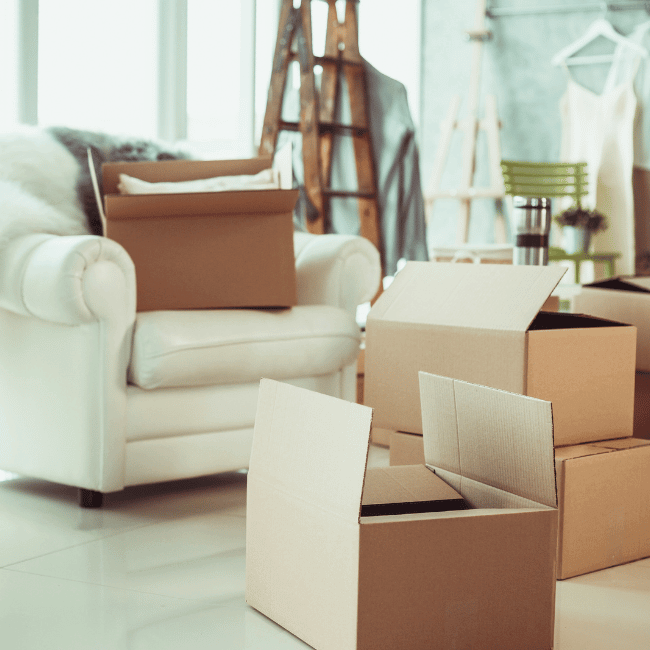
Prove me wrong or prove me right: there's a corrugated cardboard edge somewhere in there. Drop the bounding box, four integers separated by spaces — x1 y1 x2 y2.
419 371 557 509
555 459 567 578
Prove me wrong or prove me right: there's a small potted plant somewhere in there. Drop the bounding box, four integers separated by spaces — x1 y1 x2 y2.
554 204 608 254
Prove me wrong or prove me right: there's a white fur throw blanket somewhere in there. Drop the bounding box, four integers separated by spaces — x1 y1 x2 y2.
0 127 91 254
0 126 190 255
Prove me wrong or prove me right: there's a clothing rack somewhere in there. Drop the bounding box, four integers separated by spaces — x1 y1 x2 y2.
487 1 650 18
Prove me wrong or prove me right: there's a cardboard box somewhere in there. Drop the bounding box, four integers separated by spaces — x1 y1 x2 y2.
574 277 650 370
369 427 392 447
634 371 650 439
365 262 637 446
542 294 560 312
246 374 558 650
555 437 650 579
390 429 650 579
99 156 299 311
389 431 425 466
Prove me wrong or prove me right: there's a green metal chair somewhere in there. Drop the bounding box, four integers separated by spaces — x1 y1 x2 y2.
500 160 588 205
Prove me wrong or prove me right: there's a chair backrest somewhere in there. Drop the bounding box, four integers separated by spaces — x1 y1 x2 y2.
500 160 588 205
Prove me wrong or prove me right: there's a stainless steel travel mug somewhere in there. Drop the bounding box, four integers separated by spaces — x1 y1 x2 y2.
512 196 552 265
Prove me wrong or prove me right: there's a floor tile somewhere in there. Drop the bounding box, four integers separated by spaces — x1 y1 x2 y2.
7 512 247 601
555 562 650 649
0 476 144 567
0 569 292 650
128 602 310 650
0 470 247 568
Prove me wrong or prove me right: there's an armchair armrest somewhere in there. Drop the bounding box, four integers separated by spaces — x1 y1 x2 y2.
0 233 136 494
293 232 381 315
0 234 136 324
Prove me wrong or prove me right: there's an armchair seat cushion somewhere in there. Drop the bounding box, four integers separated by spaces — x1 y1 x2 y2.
128 305 361 390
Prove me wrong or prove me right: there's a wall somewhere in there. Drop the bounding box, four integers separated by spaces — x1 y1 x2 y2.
420 0 650 268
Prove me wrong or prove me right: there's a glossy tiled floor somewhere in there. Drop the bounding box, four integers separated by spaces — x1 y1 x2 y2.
1 446 649 650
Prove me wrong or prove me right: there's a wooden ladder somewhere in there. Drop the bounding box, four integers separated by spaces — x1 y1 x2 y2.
259 0 381 254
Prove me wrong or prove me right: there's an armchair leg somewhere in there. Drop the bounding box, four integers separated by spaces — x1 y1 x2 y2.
79 488 104 508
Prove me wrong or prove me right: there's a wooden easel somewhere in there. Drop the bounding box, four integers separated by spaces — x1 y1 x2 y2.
424 0 507 245
259 0 381 253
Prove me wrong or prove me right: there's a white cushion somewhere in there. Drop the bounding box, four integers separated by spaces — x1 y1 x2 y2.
128 305 361 390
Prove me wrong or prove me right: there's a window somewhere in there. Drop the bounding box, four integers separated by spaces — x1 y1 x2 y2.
37 0 158 137
186 0 257 158
5 0 420 155
0 1 19 128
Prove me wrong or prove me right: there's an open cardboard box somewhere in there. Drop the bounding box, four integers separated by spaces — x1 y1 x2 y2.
574 277 650 371
364 262 637 446
389 430 426 466
89 145 299 311
246 373 558 650
388 428 650 579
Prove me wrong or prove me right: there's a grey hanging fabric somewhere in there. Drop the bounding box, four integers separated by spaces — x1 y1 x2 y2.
279 60 428 276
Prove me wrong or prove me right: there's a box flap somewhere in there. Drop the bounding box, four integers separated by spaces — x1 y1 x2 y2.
582 277 650 293
369 262 566 332
104 189 299 220
419 371 557 508
249 379 373 523
87 148 107 235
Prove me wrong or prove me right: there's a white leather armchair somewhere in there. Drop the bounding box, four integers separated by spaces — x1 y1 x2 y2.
0 230 380 507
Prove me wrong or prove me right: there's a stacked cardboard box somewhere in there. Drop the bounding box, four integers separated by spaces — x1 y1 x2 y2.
364 261 650 579
573 277 650 440
98 155 299 312
247 376 559 650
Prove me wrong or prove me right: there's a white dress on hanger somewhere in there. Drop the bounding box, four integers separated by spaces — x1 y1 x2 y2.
629 21 650 170
559 41 642 277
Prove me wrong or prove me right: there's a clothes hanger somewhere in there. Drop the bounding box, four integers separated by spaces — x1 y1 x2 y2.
552 16 649 66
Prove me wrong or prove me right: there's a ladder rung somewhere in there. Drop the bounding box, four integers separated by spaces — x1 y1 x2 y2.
323 189 376 199
279 120 301 132
279 120 368 137
314 55 364 68
287 52 364 68
319 122 368 136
